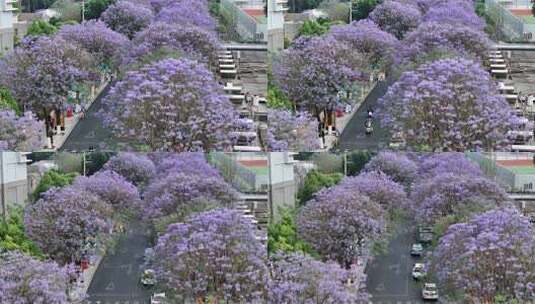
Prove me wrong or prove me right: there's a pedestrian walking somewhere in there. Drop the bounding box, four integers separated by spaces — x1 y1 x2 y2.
80 104 86 120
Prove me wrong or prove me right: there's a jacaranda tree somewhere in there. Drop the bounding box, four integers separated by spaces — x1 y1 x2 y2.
57 20 130 70
364 151 417 188
100 58 239 151
153 0 217 32
417 152 484 180
297 183 386 268
103 152 155 187
266 109 320 151
369 0 422 39
0 36 94 117
0 110 43 151
152 208 268 302
423 0 486 31
268 253 370 303
0 251 71 303
379 57 517 151
24 186 112 265
100 0 154 39
431 208 535 302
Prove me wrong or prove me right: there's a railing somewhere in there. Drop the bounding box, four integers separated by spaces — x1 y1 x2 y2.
220 0 266 43
486 0 526 40
208 152 264 192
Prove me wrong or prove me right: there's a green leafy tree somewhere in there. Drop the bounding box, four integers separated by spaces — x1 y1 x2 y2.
352 0 378 21
32 170 77 201
268 208 316 256
297 170 343 204
0 206 44 258
298 19 330 37
84 0 114 20
347 150 373 176
0 87 21 115
267 85 293 110
26 20 58 37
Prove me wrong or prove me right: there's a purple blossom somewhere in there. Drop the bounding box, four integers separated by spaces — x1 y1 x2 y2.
379 57 518 151
103 152 156 187
410 173 510 222
100 58 239 151
72 169 141 214
402 21 490 62
153 0 217 32
143 171 238 219
0 110 43 151
150 152 222 181
369 0 422 39
24 186 113 265
417 152 484 179
0 251 71 303
272 35 369 112
268 253 370 303
57 20 130 69
100 0 154 39
125 22 220 66
0 37 93 116
432 208 535 301
152 208 268 302
329 19 400 66
364 151 417 187
297 182 386 268
423 0 486 31
266 109 320 151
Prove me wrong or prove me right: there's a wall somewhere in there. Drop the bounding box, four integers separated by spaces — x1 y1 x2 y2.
0 152 29 217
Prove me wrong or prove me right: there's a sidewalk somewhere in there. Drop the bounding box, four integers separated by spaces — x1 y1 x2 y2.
322 83 377 150
42 81 109 151
69 252 105 303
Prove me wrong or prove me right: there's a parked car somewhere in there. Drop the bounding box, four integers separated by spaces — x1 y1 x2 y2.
412 263 425 280
141 269 156 286
422 283 439 300
151 292 166 304
389 131 406 149
410 243 424 256
418 225 434 244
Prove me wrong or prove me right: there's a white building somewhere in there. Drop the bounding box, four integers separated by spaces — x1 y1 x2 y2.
0 152 30 218
0 0 17 53
267 0 287 52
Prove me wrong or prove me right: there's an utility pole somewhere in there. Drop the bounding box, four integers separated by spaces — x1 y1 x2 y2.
82 0 85 22
344 151 348 176
349 0 352 23
82 152 86 176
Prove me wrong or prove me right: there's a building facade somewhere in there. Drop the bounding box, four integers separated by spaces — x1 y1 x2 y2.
0 152 30 218
0 0 17 53
267 0 287 52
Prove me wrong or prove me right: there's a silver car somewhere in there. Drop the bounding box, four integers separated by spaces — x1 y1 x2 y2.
422 283 439 300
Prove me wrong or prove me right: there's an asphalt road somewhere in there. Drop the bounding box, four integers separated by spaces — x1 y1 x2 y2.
85 222 152 304
61 83 131 152
339 78 394 151
367 220 440 304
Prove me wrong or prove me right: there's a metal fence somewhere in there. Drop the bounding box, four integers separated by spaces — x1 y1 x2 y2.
220 0 266 42
208 152 264 192
486 0 526 40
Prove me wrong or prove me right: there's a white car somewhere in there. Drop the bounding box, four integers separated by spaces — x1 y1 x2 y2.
151 292 166 304
412 263 425 280
422 283 439 300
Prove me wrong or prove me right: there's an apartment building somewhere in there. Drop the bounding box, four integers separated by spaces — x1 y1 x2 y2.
0 152 30 218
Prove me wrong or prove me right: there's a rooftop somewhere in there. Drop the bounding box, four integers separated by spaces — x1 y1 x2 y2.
496 159 535 174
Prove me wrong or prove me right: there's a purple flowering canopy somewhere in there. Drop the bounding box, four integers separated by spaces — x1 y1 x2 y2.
379 57 517 151
268 253 370 303
431 208 535 301
57 20 130 69
150 152 222 181
364 151 418 187
297 183 386 268
266 109 320 151
0 110 43 151
152 208 268 302
0 37 93 116
72 169 141 214
100 0 154 39
143 172 238 220
402 21 490 62
272 35 369 115
125 22 220 66
24 186 113 265
0 251 70 304
153 0 217 32
410 173 510 222
103 152 156 187
100 58 239 151
340 171 409 211
369 0 422 39
329 19 400 67
417 152 484 180
423 0 486 31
